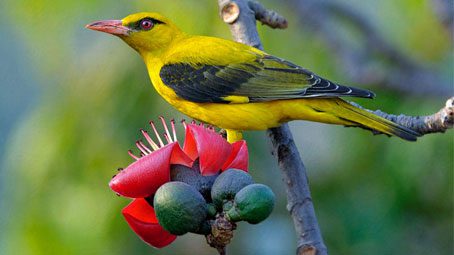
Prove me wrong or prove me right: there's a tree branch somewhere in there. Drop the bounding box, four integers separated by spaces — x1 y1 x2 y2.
283 0 453 136
217 1 328 254
350 97 454 135
248 1 288 29
285 0 452 97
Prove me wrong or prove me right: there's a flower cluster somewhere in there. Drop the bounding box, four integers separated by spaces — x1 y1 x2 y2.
110 118 248 247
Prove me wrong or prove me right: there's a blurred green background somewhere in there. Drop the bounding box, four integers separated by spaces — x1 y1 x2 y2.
0 0 452 254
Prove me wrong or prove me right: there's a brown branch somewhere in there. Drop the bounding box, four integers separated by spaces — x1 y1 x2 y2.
285 0 451 97
350 97 454 135
248 1 288 29
217 0 328 254
267 126 327 255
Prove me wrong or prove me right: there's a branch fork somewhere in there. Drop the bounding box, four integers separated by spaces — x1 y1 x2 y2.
218 1 327 254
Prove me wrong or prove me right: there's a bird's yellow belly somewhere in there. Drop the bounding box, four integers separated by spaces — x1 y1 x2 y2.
173 100 286 130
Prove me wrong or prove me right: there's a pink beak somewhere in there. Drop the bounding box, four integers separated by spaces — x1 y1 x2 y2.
85 19 130 36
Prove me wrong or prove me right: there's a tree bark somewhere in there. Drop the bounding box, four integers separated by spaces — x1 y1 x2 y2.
217 1 328 254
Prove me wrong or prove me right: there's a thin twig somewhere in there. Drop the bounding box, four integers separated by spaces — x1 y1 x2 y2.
248 1 288 29
217 0 328 254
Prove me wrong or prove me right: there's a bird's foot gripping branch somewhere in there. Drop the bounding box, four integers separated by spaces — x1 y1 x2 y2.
110 118 275 253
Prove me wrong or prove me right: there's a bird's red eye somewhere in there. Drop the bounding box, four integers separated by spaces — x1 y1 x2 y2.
140 19 153 30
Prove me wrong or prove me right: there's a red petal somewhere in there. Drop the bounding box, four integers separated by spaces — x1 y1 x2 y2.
222 140 249 171
122 199 176 248
110 143 180 198
184 124 232 175
182 125 198 160
170 144 193 167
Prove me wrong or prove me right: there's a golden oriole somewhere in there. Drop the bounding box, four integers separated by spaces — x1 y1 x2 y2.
86 12 420 142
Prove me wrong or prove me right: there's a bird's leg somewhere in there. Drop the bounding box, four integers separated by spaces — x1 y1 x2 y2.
226 129 243 143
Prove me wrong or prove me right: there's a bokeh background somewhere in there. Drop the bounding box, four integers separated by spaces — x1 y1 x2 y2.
0 0 452 254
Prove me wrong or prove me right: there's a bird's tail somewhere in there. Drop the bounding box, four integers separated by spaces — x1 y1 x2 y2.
288 98 421 141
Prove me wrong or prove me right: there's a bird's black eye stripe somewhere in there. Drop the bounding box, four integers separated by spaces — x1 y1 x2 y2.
148 18 165 25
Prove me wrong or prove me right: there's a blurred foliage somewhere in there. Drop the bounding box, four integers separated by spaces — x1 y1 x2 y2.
0 0 452 255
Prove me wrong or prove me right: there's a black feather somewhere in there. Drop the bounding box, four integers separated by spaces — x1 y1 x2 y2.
159 55 375 104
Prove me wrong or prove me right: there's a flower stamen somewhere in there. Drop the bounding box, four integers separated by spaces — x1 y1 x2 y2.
139 140 153 153
128 150 139 160
149 121 165 147
160 116 173 143
140 129 160 151
163 133 172 144
171 119 177 142
136 140 152 155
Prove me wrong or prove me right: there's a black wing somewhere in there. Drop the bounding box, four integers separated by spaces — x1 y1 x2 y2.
159 55 375 103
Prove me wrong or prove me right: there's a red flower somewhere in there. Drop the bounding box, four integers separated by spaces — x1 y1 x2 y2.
110 118 248 248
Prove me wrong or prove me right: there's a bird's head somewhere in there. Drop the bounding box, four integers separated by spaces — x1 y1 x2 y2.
86 12 183 56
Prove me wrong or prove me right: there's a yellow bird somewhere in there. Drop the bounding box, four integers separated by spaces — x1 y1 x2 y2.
86 12 420 142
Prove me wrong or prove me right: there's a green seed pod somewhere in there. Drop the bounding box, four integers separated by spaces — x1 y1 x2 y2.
226 183 275 224
211 168 254 209
154 181 208 235
207 203 218 218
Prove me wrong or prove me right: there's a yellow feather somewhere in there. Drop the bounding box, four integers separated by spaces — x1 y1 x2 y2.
89 12 419 142
221 96 250 104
